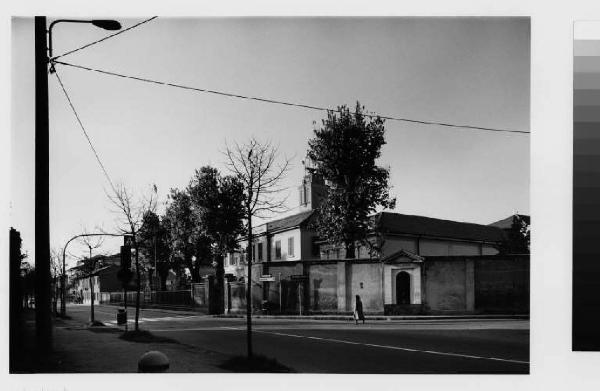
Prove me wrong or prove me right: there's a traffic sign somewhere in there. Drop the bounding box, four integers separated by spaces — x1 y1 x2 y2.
123 235 134 247
117 269 134 285
259 274 275 282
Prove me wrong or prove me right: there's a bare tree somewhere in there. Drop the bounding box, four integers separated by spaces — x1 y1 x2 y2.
224 137 291 358
106 182 157 331
78 228 105 324
50 248 62 316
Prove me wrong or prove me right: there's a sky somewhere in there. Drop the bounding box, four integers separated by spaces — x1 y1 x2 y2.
11 17 530 266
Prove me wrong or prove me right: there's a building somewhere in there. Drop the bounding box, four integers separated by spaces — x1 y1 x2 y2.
69 254 121 304
224 167 529 315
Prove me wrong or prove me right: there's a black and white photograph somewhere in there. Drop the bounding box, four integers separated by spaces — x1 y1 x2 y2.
9 16 530 375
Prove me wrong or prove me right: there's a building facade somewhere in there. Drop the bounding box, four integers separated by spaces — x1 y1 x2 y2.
223 169 529 315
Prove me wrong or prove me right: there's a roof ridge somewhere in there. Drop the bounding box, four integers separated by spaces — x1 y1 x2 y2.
380 211 499 228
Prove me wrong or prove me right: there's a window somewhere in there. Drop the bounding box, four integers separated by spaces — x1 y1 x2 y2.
275 240 281 259
258 243 263 261
288 237 295 257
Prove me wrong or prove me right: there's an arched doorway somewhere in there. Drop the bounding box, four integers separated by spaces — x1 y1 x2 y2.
396 271 411 305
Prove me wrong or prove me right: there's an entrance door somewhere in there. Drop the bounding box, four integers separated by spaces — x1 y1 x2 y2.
396 271 411 305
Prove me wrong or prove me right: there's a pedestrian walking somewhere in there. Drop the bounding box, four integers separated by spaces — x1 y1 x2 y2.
354 295 365 325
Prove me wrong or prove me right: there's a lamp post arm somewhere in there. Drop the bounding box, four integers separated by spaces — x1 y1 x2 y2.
48 19 98 59
60 232 128 316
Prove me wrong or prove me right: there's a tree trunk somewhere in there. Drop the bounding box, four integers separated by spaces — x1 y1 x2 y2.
134 243 141 331
345 241 356 259
192 263 201 283
214 253 225 314
246 210 253 358
90 275 95 322
123 286 128 331
159 270 168 291
52 275 58 315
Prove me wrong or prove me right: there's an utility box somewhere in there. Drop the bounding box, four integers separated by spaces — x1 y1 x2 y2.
117 308 127 325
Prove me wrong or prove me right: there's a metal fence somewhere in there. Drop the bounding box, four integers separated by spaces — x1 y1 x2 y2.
107 289 195 308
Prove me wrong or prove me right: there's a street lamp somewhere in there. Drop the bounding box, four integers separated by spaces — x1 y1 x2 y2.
33 16 120 350
60 232 124 317
48 18 122 59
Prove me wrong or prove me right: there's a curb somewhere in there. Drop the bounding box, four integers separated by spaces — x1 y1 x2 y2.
98 303 205 317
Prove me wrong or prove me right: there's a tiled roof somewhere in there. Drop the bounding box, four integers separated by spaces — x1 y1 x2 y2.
266 210 314 232
252 210 506 243
375 212 506 243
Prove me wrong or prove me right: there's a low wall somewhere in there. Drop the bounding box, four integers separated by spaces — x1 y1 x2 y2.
308 263 338 312
211 255 530 315
474 257 529 314
423 255 529 314
422 259 468 312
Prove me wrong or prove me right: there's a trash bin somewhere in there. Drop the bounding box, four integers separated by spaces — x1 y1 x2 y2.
117 308 127 325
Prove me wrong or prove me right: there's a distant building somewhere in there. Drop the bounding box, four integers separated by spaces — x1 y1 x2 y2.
69 254 121 305
224 166 529 315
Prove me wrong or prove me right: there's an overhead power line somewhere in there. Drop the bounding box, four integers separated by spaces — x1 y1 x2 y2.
53 68 118 195
53 60 529 135
52 16 158 60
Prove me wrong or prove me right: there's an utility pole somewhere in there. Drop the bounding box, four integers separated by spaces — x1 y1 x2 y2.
34 16 52 352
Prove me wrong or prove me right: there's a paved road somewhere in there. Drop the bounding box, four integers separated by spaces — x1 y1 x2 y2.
65 304 529 374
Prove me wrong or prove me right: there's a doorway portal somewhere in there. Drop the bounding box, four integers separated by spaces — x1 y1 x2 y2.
396 271 411 305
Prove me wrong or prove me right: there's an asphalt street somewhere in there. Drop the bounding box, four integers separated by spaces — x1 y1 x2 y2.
65 304 529 374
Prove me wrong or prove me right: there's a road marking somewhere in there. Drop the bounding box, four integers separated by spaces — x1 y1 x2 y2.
141 325 528 365
146 327 244 332
244 329 528 365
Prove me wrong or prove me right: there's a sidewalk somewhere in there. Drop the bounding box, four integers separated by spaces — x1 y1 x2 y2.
12 310 230 373
99 302 203 317
217 313 530 321
88 303 529 322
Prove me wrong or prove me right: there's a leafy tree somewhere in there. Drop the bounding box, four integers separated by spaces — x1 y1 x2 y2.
21 263 35 309
10 227 28 313
163 188 212 284
307 102 396 258
224 137 290 358
499 214 530 254
137 211 172 290
187 166 245 314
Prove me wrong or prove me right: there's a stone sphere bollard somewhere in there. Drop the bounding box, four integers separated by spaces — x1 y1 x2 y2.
138 351 170 373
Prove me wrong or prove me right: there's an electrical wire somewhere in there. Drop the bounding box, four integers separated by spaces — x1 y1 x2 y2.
52 60 530 135
51 17 158 60
53 68 119 196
